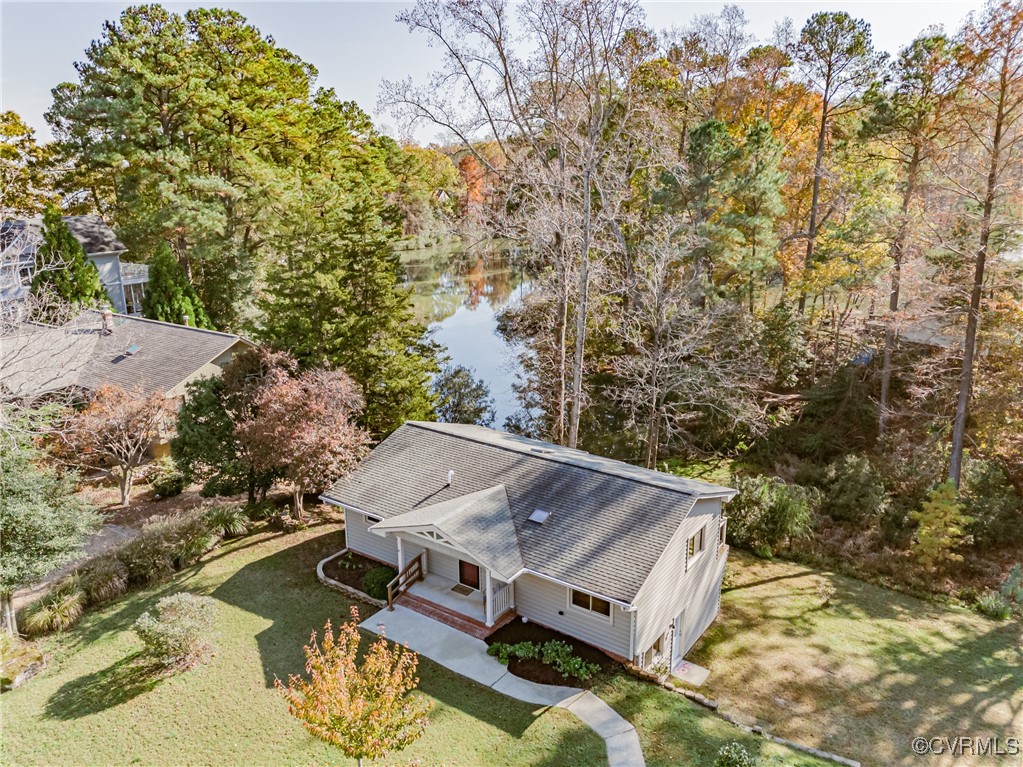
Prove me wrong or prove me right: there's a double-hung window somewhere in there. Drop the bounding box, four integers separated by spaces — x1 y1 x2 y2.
686 526 706 570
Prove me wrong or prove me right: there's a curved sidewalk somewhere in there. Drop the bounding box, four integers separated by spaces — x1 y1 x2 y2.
361 606 645 767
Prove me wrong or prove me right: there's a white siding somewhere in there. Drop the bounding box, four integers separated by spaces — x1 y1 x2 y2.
632 498 727 660
344 508 398 566
514 573 632 658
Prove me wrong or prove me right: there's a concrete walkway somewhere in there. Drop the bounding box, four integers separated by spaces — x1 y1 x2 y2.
361 606 646 767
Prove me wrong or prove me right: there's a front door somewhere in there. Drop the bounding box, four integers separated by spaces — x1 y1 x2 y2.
458 560 481 590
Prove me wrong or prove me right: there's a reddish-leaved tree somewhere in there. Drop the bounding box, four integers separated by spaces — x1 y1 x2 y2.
236 367 370 517
62 385 171 506
275 606 431 767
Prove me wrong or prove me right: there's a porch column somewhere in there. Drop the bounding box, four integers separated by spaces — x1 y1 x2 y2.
484 568 493 627
397 537 405 570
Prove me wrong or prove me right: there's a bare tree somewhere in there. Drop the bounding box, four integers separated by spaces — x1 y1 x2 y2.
607 228 767 466
941 0 1023 487
60 385 171 506
383 0 650 446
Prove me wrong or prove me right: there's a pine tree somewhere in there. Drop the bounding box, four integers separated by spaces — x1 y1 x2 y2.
141 244 212 328
30 207 106 319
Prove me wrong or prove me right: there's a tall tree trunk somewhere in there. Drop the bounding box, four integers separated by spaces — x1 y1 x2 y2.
879 150 921 437
293 487 304 520
567 168 593 449
799 100 830 314
555 279 569 445
2 593 17 636
948 99 1003 488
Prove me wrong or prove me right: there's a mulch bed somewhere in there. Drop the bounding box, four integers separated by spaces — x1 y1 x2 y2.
321 549 383 592
484 619 620 689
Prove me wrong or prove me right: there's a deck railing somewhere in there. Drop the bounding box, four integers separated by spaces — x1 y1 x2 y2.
492 581 513 619
386 552 424 611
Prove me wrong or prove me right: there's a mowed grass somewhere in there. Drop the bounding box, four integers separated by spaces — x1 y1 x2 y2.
687 551 1023 767
1 524 604 767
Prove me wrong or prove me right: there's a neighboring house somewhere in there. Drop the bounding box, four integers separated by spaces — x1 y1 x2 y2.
0 309 253 453
322 422 736 673
0 215 149 315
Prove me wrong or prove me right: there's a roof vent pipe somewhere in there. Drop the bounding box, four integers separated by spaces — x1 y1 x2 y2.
182 314 189 327
447 470 454 487
101 308 113 335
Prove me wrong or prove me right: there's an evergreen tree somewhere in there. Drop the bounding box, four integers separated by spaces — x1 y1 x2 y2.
258 98 438 438
142 244 212 328
30 207 106 319
910 481 974 570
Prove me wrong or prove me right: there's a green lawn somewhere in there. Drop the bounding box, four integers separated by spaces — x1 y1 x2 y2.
2 523 835 767
2 524 602 767
686 551 1023 767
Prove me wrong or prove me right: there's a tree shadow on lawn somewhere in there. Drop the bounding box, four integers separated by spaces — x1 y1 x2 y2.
210 530 546 740
43 653 159 720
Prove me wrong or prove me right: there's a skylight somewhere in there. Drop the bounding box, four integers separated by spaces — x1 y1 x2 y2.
124 344 141 356
528 509 551 524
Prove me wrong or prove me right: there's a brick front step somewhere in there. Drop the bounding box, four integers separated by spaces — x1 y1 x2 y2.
395 592 517 640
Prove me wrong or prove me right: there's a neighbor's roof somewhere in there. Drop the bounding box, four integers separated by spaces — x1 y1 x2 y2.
61 216 127 255
370 485 524 582
323 422 736 604
0 310 252 398
1 215 127 257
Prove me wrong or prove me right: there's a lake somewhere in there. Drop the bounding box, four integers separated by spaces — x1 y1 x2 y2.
400 244 529 426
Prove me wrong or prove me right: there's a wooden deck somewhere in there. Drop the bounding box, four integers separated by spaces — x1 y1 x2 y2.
395 591 518 640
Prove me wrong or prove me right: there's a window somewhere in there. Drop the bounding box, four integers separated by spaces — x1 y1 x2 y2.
718 517 728 549
124 282 145 316
570 589 611 617
687 527 706 559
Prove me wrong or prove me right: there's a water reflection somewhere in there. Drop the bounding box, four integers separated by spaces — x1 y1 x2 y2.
400 244 528 426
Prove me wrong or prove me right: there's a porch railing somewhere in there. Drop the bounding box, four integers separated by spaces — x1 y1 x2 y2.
492 581 513 619
386 552 424 611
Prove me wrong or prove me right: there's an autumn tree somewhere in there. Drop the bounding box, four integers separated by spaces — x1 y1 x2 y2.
0 437 100 635
30 207 106 320
236 368 370 517
62 386 171 506
910 481 974 568
0 111 56 216
791 12 885 309
943 0 1023 487
276 607 431 767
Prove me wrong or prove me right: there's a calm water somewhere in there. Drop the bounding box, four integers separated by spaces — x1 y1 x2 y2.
400 244 529 426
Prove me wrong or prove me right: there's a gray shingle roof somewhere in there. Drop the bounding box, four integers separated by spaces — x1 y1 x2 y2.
61 215 127 255
371 485 524 581
323 422 735 604
0 310 251 398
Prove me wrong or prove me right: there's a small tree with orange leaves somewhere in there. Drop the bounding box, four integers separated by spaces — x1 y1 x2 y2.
275 607 431 767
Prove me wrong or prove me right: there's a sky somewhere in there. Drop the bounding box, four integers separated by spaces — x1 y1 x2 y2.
2 0 985 145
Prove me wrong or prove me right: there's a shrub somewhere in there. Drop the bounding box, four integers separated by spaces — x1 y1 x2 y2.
134 592 218 670
245 500 277 521
822 455 889 524
999 564 1023 613
488 640 599 680
363 566 398 600
147 457 187 498
715 741 757 767
961 460 1023 547
204 504 250 539
77 556 128 605
727 475 818 550
23 578 86 636
910 482 974 569
976 592 1012 620
115 512 220 585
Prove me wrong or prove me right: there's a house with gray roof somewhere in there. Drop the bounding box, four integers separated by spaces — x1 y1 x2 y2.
1 215 149 316
322 421 736 672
